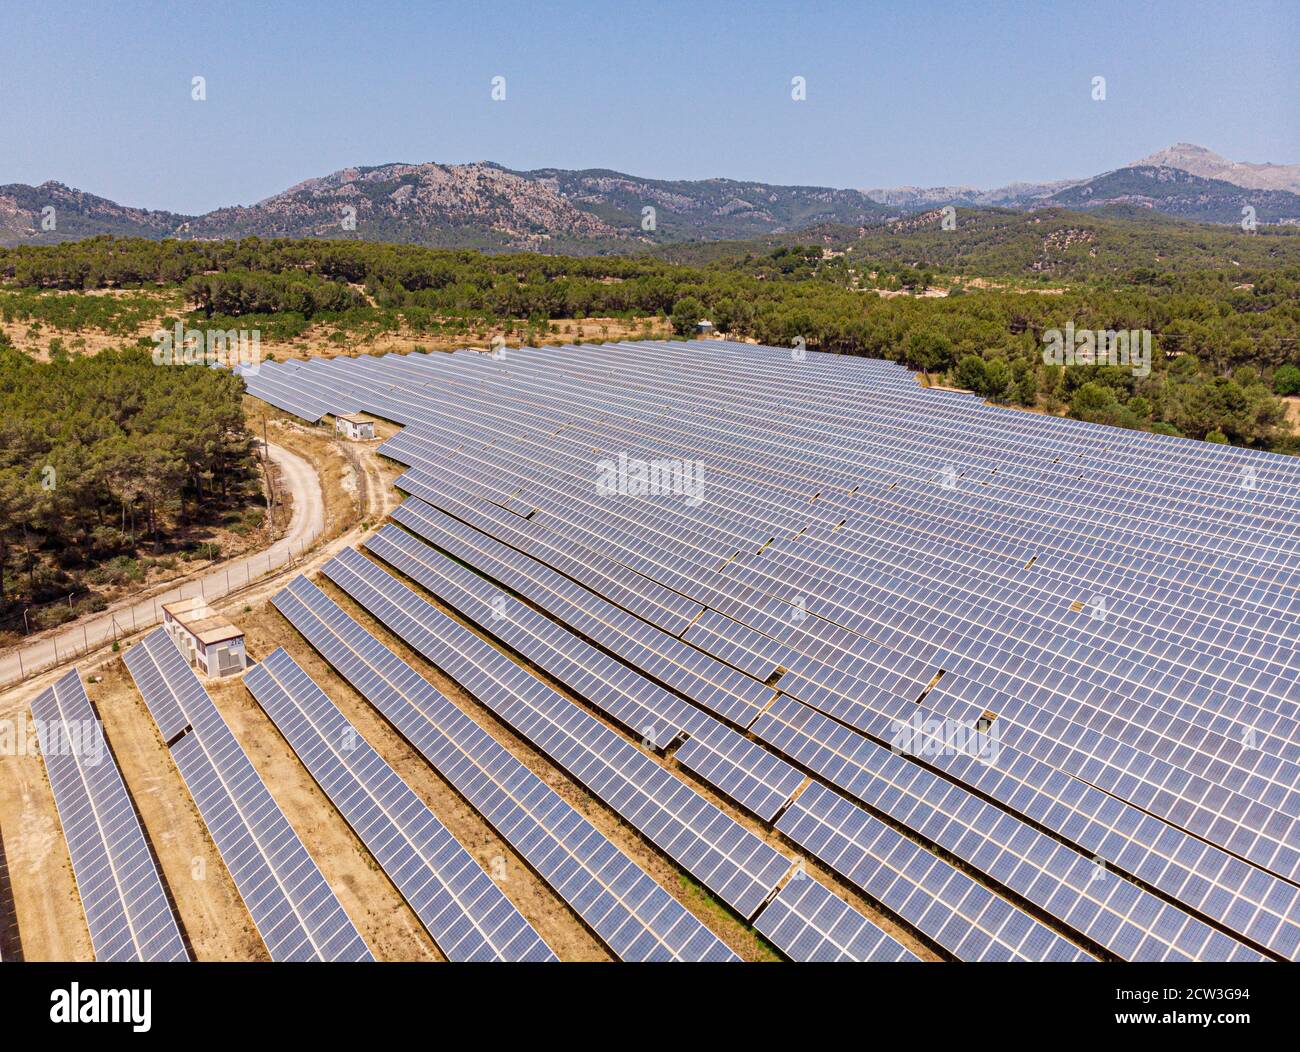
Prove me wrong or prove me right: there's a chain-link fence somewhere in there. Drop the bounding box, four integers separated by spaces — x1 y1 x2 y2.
0 527 321 691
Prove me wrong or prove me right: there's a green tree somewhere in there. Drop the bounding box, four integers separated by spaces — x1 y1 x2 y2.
954 355 987 392
670 296 705 336
1274 364 1300 396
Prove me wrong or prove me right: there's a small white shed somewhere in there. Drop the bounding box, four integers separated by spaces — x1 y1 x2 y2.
161 597 247 677
335 413 375 441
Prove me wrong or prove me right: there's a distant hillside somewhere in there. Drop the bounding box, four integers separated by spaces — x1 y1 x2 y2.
1042 166 1300 224
863 144 1300 223
0 181 190 243
0 163 896 251
1131 143 1300 194
523 166 896 240
3 144 1298 250
178 162 622 250
658 205 1300 277
864 180 1075 209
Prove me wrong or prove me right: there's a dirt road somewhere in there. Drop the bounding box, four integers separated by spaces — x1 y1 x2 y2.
0 443 324 701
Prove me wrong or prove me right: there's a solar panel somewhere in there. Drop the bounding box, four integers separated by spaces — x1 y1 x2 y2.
364 524 692 750
270 574 739 962
122 631 194 743
389 498 775 727
122 629 372 962
243 647 557 962
365 522 806 827
30 668 188 962
755 874 920 962
320 547 793 920
237 361 330 422
673 717 804 823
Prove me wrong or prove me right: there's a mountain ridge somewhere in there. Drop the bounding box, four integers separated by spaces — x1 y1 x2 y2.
2 144 1297 249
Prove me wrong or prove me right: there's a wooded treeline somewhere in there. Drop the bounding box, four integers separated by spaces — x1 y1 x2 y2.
1 234 1297 450
0 337 255 614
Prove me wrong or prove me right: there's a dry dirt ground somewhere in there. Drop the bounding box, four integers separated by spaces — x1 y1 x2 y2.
1284 395 1300 432
0 288 183 361
256 316 673 363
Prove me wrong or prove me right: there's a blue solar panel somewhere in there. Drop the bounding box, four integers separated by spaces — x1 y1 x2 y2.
389 498 775 726
122 629 372 961
321 547 793 920
30 669 188 962
365 524 692 750
270 574 738 962
673 717 804 823
777 782 1095 962
243 647 557 962
245 339 1300 961
753 694 1264 962
755 875 920 962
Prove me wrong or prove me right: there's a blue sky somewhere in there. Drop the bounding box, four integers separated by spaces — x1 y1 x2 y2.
2 0 1296 214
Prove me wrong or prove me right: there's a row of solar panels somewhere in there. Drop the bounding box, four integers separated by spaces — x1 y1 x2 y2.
243 648 558 962
369 356 1300 670
243 339 1300 508
121 630 373 961
382 436 1300 893
383 468 1298 958
377 479 1297 948
342 530 1094 959
258 343 1300 696
245 345 1300 790
30 669 188 961
259 337 1300 538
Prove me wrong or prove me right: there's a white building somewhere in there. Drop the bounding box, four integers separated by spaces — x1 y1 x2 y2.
161 597 247 677
335 413 375 441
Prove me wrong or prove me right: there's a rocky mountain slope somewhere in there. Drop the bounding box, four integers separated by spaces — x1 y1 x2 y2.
2 145 1297 249
1130 143 1300 194
0 181 189 244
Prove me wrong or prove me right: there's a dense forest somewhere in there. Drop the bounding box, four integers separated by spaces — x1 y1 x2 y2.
0 335 255 630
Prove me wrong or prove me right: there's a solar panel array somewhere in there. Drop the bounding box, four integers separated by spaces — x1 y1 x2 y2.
320 546 794 921
30 668 188 961
243 647 556 961
236 338 1300 962
235 361 329 423
350 529 1093 961
270 575 741 961
122 629 372 961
